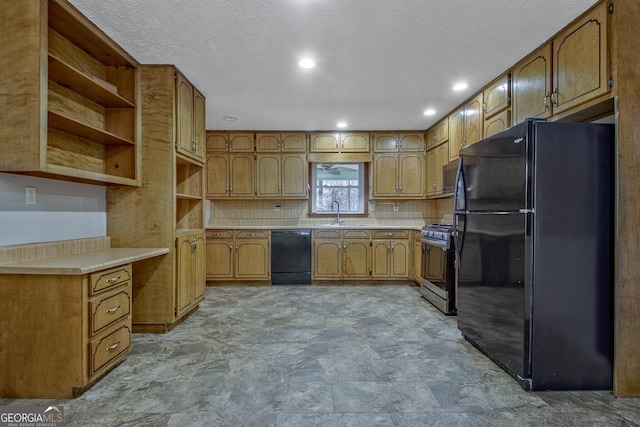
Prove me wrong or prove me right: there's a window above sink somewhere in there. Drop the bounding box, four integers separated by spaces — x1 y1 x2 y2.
311 163 365 215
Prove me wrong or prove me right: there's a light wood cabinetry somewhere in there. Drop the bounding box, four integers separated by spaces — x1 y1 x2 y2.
413 230 422 283
426 118 449 150
551 1 610 115
371 153 425 199
206 153 255 198
0 264 132 398
426 142 449 197
448 93 484 161
256 132 308 198
483 73 511 137
309 132 370 153
313 229 371 280
372 132 425 152
176 73 206 162
206 132 254 152
371 230 410 279
107 65 206 333
0 0 141 186
513 2 610 125
206 230 270 281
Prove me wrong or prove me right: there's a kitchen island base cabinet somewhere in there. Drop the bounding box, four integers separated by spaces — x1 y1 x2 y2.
0 264 132 399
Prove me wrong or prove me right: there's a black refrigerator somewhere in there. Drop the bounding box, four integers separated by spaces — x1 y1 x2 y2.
453 119 614 390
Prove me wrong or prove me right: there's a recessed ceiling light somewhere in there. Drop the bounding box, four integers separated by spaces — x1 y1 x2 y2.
299 58 316 69
336 121 347 128
222 116 237 121
452 82 468 91
424 109 436 116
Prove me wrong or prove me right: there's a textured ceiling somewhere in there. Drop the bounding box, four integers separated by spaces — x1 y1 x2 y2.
68 0 597 131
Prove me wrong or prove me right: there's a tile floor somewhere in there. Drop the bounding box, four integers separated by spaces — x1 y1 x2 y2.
2 285 640 426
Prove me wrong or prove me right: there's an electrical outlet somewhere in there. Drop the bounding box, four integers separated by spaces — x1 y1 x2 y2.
26 187 36 205
274 204 281 212
393 203 399 212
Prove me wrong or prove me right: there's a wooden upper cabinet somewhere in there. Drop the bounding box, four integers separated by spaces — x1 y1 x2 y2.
448 108 464 162
433 118 449 146
551 1 610 115
310 132 370 153
371 152 425 198
372 132 425 152
205 153 254 198
256 132 306 152
484 110 511 138
464 93 484 148
256 152 307 198
176 72 206 163
206 132 254 152
483 73 511 119
513 43 553 125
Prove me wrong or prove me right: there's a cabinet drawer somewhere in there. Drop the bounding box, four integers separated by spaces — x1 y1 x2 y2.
89 323 131 376
235 230 269 239
207 230 234 239
343 229 371 239
313 230 342 239
90 265 131 296
89 288 131 336
372 230 410 239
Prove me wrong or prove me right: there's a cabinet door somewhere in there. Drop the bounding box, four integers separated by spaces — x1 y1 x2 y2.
398 133 425 151
192 233 206 302
448 108 464 162
343 240 370 279
256 154 281 197
192 88 206 163
229 154 254 198
413 240 422 283
426 129 436 150
206 153 229 197
235 240 269 279
281 133 306 152
371 241 391 278
390 241 409 279
372 133 398 152
484 109 511 138
176 73 194 159
426 148 437 196
552 1 609 115
206 239 234 279
176 236 194 316
341 132 370 152
434 118 449 146
435 144 449 194
206 132 229 151
313 240 342 278
310 133 339 152
255 133 280 152
398 153 425 197
281 153 308 198
463 94 484 148
512 44 552 125
483 73 510 119
372 153 398 197
229 133 254 152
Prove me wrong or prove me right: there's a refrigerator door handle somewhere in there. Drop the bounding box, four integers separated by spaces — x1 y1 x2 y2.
519 208 535 214
453 158 465 263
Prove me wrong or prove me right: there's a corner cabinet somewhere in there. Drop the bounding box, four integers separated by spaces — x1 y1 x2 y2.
0 0 141 186
107 65 206 333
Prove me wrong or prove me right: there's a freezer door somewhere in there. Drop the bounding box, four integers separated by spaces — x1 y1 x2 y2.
456 212 530 382
459 121 532 212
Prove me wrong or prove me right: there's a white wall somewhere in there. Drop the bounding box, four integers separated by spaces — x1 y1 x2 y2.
0 173 106 246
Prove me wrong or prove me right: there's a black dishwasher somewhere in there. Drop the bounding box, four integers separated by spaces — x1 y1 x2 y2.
271 229 312 284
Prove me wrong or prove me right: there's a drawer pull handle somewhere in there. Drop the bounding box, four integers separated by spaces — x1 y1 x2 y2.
106 341 121 352
105 275 121 283
105 305 121 314
246 233 256 236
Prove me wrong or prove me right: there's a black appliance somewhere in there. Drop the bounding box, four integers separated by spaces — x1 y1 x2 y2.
453 119 614 390
271 229 311 284
420 224 456 315
441 161 458 196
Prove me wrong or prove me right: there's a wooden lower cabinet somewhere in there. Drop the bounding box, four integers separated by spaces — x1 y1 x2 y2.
371 230 410 279
0 264 133 398
313 229 371 280
206 230 270 281
413 230 422 283
176 233 206 318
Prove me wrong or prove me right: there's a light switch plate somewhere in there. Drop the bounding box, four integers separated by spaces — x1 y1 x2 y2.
26 187 36 204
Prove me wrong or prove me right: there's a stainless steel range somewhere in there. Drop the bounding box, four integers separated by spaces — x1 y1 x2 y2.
420 224 456 315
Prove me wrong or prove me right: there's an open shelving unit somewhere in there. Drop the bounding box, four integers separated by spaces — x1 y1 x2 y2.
0 0 141 186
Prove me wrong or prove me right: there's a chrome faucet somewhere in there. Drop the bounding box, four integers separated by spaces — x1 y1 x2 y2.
332 200 342 225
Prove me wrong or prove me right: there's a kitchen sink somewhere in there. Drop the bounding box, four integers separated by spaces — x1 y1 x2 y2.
314 223 366 227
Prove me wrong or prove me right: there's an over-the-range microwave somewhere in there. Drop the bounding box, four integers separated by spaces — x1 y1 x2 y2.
442 160 459 196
